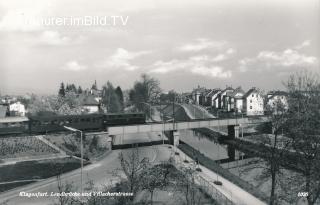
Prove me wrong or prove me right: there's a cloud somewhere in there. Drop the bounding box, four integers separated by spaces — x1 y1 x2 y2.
226 48 236 54
39 30 70 45
62 60 87 71
96 48 151 71
294 40 311 49
149 54 232 78
238 42 318 73
257 49 317 66
191 66 232 78
177 38 227 52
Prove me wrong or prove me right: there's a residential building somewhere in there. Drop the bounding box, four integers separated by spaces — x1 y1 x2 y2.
243 87 264 116
225 87 245 112
206 89 221 107
80 95 101 114
218 86 234 109
0 104 9 118
191 86 207 105
9 101 26 116
266 91 288 113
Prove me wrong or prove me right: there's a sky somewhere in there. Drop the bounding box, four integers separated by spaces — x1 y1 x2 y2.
0 0 319 95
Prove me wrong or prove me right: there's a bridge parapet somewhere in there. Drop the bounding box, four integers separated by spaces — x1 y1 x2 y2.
108 116 270 135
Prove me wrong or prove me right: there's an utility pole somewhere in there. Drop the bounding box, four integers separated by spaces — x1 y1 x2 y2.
172 93 175 130
64 126 84 195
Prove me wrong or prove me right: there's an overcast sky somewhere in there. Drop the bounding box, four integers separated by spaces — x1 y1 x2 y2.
0 0 319 95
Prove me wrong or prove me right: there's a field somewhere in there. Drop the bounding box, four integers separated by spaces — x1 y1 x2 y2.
44 133 108 160
227 159 315 205
0 157 88 193
0 136 59 159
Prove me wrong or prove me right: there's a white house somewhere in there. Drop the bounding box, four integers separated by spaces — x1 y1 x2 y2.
9 101 26 116
266 91 288 113
243 87 264 116
81 95 100 114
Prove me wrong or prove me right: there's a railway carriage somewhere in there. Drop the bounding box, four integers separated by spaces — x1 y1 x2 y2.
0 117 29 135
0 112 146 135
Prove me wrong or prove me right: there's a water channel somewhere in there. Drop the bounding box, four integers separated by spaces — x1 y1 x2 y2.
179 129 247 164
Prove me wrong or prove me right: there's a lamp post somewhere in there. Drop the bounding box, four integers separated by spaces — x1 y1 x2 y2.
64 126 84 195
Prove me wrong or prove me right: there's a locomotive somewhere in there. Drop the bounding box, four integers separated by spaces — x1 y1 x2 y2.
0 113 145 135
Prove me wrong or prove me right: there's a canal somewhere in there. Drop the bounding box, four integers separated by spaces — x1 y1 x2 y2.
179 129 247 164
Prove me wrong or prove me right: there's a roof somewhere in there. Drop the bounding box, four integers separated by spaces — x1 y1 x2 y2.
243 87 262 98
267 90 288 96
227 87 245 98
221 87 234 94
80 95 100 106
208 89 221 97
0 116 29 123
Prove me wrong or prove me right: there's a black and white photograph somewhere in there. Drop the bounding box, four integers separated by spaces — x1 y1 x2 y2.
0 0 319 204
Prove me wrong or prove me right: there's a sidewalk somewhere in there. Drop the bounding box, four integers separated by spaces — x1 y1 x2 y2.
174 147 266 205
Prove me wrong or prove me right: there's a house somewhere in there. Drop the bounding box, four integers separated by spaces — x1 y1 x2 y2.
218 87 234 109
266 91 288 113
191 86 207 105
206 89 221 107
0 104 9 118
9 101 26 116
225 87 245 113
80 95 101 114
243 87 264 116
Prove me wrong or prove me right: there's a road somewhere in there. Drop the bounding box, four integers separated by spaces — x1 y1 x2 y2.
0 132 172 205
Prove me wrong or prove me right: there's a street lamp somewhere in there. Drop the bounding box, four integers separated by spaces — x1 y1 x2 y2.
64 126 84 195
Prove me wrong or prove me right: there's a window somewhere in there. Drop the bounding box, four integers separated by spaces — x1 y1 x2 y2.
250 100 252 103
252 94 254 97
250 106 252 109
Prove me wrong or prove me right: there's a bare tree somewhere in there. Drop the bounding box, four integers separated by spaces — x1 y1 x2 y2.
54 174 75 205
129 74 161 112
284 71 320 205
140 165 166 205
118 148 150 196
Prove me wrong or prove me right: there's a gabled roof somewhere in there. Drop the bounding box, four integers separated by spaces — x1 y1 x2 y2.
243 87 263 98
220 86 234 94
80 95 100 106
227 87 245 98
208 89 221 97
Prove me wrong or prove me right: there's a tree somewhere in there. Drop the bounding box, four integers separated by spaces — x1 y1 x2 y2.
258 99 291 205
118 148 150 196
173 166 202 205
160 90 176 103
78 86 83 94
91 80 97 90
102 82 122 113
129 74 161 111
58 82 65 97
284 71 320 205
115 86 124 111
140 165 165 205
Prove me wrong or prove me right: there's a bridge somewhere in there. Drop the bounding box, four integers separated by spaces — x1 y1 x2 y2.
107 116 270 147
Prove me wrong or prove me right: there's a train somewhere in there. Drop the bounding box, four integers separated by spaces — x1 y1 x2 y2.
0 113 146 136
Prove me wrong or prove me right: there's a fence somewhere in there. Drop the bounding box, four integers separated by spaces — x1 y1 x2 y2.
173 156 242 205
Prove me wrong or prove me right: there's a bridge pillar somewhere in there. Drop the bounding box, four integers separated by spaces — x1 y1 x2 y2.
168 130 180 146
227 125 240 139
